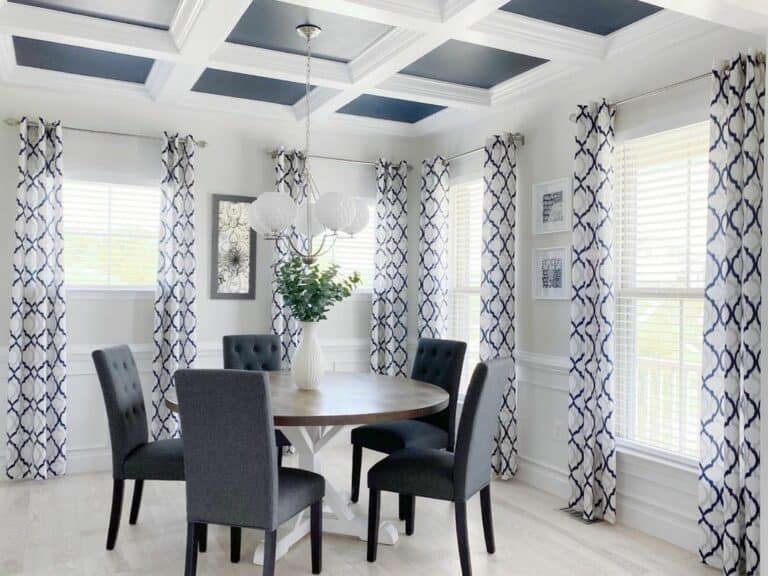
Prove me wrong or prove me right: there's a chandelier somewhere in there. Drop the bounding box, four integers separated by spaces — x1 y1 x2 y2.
249 23 369 263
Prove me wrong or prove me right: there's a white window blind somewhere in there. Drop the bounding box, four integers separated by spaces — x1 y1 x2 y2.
318 198 375 291
63 180 160 289
615 122 709 462
448 179 483 392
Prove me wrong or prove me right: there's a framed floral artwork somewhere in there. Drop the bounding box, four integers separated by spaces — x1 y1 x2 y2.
210 194 256 299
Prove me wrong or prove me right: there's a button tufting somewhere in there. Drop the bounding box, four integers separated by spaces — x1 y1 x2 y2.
253 346 260 353
245 364 252 370
271 345 277 352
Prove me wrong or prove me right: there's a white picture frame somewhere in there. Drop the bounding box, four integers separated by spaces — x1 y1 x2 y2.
533 246 570 300
533 177 572 235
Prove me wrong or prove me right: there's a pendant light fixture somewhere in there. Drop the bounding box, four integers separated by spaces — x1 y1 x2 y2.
249 23 369 263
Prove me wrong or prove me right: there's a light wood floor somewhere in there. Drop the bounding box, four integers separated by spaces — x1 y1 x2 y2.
0 442 715 576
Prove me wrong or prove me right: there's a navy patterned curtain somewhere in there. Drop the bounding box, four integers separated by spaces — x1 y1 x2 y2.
371 159 409 376
6 117 67 480
699 52 764 576
481 135 518 480
418 156 449 338
271 149 308 368
151 133 197 440
567 100 616 523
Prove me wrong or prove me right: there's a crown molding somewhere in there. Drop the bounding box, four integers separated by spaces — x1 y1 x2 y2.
490 60 579 105
459 10 606 64
169 0 206 51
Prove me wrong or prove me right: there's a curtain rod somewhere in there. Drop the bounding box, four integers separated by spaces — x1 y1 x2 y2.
3 118 208 148
267 148 414 171
568 72 711 122
445 132 525 163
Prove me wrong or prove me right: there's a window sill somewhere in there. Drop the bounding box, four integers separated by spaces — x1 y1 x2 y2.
616 438 697 473
66 288 155 301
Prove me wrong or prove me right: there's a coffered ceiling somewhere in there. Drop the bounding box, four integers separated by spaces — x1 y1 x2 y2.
0 0 742 135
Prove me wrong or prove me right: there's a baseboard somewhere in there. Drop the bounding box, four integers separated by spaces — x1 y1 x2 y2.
515 454 699 554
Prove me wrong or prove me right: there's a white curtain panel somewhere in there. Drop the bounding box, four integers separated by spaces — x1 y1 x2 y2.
567 100 617 523
699 52 765 576
370 159 409 376
271 149 308 368
151 133 198 440
6 117 67 479
481 135 518 480
418 156 450 339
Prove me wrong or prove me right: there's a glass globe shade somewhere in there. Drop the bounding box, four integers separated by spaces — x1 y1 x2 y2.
293 201 326 238
342 198 370 235
249 192 297 235
314 192 355 232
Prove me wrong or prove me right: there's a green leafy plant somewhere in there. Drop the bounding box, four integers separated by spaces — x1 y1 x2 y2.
275 256 361 323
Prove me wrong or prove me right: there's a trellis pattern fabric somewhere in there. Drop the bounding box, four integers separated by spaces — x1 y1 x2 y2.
699 52 764 576
371 159 409 376
151 134 197 440
418 156 449 339
567 100 617 523
271 149 308 368
6 117 67 479
480 135 518 480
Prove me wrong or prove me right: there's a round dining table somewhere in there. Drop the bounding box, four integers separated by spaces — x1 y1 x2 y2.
166 370 449 566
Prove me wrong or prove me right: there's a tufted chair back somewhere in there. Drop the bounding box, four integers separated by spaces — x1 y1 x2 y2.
411 338 467 450
223 334 281 371
92 345 149 478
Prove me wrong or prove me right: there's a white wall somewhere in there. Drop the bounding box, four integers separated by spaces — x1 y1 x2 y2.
420 25 763 553
0 83 420 473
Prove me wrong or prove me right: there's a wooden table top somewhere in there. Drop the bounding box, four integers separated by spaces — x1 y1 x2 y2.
165 371 449 427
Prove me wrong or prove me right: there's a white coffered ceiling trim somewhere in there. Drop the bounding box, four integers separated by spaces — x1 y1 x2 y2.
0 0 724 136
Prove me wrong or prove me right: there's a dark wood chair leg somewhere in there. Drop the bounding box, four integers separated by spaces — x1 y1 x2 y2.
367 489 380 562
263 530 277 576
398 494 407 521
455 501 472 576
106 479 124 550
351 444 362 503
278 448 284 469
405 495 415 536
480 485 495 554
185 522 199 576
197 523 207 553
128 479 144 525
230 527 241 563
311 500 322 574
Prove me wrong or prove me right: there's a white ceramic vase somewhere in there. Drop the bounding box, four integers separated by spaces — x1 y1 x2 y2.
292 321 325 390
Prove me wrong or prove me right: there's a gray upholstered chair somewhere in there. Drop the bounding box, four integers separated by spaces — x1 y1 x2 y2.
92 345 185 551
350 338 466 518
223 334 291 467
366 357 512 576
175 369 324 576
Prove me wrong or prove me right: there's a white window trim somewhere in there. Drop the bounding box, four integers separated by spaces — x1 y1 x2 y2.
66 287 155 300
616 438 698 472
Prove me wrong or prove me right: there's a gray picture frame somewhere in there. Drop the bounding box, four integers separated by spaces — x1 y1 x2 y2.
210 194 257 300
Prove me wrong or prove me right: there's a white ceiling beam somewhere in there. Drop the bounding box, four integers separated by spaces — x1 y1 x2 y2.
274 0 441 31
372 74 491 109
295 0 510 120
604 10 718 59
4 63 149 100
490 60 579 105
210 43 352 89
640 0 768 34
0 2 178 60
0 32 15 81
457 11 606 64
147 0 251 103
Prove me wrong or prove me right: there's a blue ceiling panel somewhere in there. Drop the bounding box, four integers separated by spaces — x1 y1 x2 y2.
227 0 392 63
192 68 311 105
400 40 546 89
14 36 154 83
500 0 662 35
8 0 178 30
337 94 444 124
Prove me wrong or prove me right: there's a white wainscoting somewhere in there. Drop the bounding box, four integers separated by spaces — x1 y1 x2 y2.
514 350 700 554
0 343 699 554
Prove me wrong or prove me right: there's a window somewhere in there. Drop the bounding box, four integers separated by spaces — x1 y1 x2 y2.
447 179 483 392
63 180 160 289
614 122 709 462
317 198 375 291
